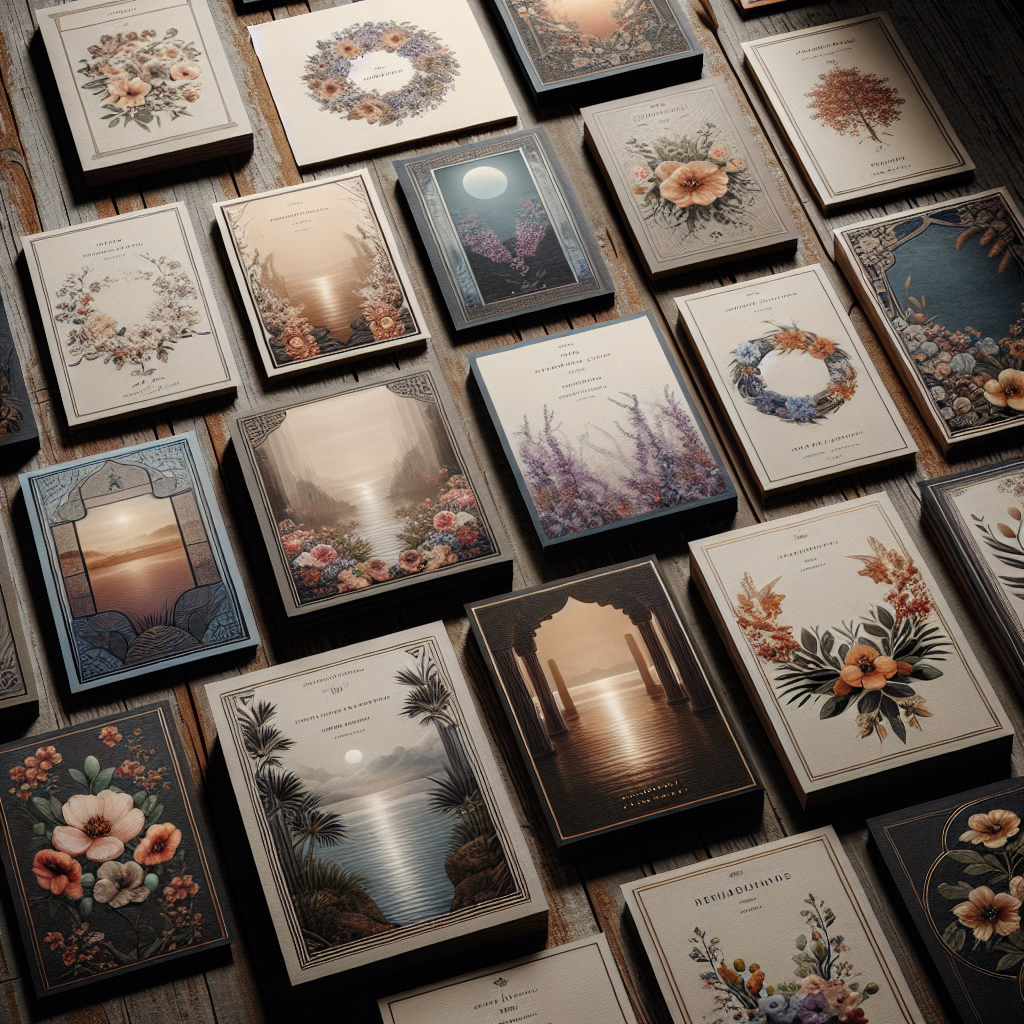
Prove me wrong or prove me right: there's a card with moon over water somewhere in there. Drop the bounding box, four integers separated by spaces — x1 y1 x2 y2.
396 128 614 330
467 558 762 852
207 624 546 984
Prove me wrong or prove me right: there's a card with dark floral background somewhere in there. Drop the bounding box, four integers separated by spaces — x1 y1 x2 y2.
0 535 38 733
868 778 1024 1024
0 703 232 998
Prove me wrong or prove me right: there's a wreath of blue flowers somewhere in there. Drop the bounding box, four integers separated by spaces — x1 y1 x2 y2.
729 325 858 424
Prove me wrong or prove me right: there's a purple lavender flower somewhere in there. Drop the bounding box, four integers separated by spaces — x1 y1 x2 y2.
455 214 513 265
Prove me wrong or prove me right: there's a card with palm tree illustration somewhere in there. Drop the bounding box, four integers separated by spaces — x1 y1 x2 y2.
0 703 232 998
689 492 1013 810
207 624 546 984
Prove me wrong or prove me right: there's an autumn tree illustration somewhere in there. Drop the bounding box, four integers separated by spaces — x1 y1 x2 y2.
805 65 904 144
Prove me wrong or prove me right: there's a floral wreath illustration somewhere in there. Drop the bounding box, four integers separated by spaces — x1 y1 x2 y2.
730 324 858 424
302 22 459 127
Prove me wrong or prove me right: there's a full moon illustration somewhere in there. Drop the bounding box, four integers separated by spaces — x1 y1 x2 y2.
344 749 363 764
463 165 508 199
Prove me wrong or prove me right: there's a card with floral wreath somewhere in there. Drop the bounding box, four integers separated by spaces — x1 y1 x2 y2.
741 12 973 210
468 313 736 551
0 533 38 735
621 826 925 1024
22 203 240 428
395 127 614 331
230 364 512 618
20 431 259 694
582 78 798 278
868 778 1024 1024
214 170 428 378
919 458 1024 691
676 264 916 496
248 0 518 169
206 624 546 985
37 0 252 186
835 188 1024 453
0 702 232 998
489 0 702 105
688 492 1013 809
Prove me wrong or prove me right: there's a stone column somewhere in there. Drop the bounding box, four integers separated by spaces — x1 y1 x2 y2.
521 650 568 736
624 633 660 696
546 658 578 718
636 617 686 705
652 603 714 711
493 648 554 757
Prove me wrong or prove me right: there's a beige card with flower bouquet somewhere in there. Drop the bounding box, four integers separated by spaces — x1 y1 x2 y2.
621 826 925 1024
581 79 798 279
248 0 518 169
214 170 428 377
689 492 1013 810
38 0 251 185
676 264 916 496
22 203 239 427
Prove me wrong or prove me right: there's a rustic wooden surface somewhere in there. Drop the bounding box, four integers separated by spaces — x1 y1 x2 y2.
0 0 1021 1021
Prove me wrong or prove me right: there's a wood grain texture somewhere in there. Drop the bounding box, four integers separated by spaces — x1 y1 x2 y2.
0 0 1020 1021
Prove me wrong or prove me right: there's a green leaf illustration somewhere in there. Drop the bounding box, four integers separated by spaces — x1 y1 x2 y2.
801 628 818 654
93 766 115 792
942 919 966 952
68 768 87 786
911 664 944 680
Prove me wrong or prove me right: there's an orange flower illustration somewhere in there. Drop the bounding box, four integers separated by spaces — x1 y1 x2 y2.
134 822 182 865
832 645 912 695
774 329 809 352
983 368 1024 411
656 161 730 208
106 77 152 109
808 336 836 360
951 886 1021 941
959 809 1021 849
169 63 202 81
32 850 84 899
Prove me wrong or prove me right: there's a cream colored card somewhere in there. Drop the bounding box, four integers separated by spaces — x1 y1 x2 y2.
622 827 925 1024
249 0 518 168
742 13 973 209
688 493 1011 806
214 169 428 377
676 264 916 495
379 934 637 1023
38 0 252 183
22 203 238 427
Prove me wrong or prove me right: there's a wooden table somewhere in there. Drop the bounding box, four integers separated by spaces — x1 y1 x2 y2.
0 0 1021 1021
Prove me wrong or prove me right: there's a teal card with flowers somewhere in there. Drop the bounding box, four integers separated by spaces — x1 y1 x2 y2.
0 703 232 998
868 778 1024 1024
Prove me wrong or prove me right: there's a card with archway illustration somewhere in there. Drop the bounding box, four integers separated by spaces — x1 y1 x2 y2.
467 557 761 851
22 204 239 427
20 432 258 693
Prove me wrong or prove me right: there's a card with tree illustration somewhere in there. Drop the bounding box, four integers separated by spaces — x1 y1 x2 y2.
207 624 546 985
0 703 232 998
835 188 1024 453
22 203 240 427
468 313 735 550
214 170 428 377
466 557 762 852
20 431 258 694
621 827 925 1024
582 79 798 278
489 0 702 104
868 778 1024 1024
688 492 1012 809
676 265 916 495
395 127 614 331
920 459 1024 689
231 366 511 617
38 0 251 185
248 0 517 169
741 13 973 210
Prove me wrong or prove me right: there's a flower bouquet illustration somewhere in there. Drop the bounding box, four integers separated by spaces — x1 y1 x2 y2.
303 21 459 127
934 805 1023 974
5 723 208 982
53 255 207 377
972 476 1024 601
626 121 761 238
729 323 858 423
78 28 204 131
734 536 950 744
689 893 881 1023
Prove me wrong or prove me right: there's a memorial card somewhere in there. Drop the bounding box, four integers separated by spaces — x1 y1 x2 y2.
207 624 547 984
742 13 973 209
469 313 735 550
249 0 518 168
582 79 798 278
22 203 239 427
20 432 258 694
214 170 427 377
689 493 1012 808
676 264 916 495
38 0 252 184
